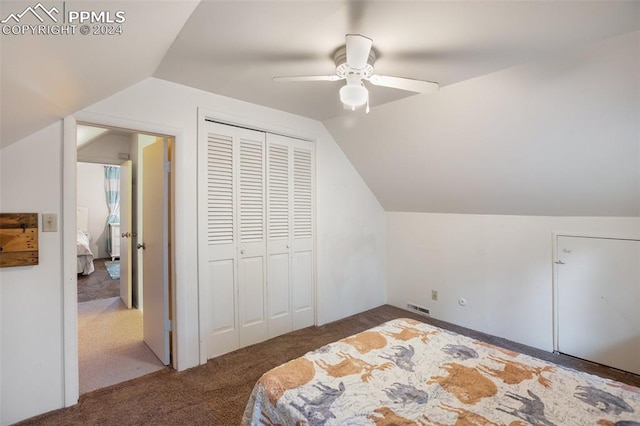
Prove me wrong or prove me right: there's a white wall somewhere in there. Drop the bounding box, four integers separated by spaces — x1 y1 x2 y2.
83 78 386 338
315 133 387 322
0 78 386 424
77 163 111 259
77 132 132 165
324 31 640 217
381 32 640 354
387 212 640 351
0 123 65 425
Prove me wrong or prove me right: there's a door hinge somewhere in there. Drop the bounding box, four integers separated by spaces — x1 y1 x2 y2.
164 161 171 173
166 319 172 332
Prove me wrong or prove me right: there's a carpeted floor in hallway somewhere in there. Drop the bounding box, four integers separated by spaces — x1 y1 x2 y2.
78 297 165 395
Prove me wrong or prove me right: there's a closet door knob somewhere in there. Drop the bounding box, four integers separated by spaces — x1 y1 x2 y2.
240 249 245 254
137 243 146 250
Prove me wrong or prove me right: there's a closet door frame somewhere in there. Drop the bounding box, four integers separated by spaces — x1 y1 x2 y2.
197 108 317 364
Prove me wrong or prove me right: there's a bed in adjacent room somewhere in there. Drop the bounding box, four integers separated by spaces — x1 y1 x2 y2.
243 318 640 425
76 206 95 275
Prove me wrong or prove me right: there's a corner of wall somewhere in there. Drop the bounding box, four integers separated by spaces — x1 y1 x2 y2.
314 123 387 325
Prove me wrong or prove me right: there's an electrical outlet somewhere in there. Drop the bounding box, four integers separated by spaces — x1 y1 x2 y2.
431 290 438 301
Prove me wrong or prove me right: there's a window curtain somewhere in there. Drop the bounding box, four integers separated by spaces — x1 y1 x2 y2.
104 166 121 254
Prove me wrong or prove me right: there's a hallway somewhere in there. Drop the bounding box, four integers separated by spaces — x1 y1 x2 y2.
78 297 165 394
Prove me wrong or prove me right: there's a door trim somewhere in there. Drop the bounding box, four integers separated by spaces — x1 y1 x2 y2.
63 111 181 406
62 117 79 406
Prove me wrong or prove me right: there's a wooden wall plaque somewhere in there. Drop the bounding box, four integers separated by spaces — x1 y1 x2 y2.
0 213 39 267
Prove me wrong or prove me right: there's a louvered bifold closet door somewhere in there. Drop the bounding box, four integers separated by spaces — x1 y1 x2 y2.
200 121 267 359
199 120 313 360
202 122 240 358
266 136 292 338
265 134 315 333
291 138 315 329
237 134 268 347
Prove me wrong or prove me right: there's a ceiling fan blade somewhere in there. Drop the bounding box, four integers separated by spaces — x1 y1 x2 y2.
368 75 439 94
273 75 341 82
345 34 372 70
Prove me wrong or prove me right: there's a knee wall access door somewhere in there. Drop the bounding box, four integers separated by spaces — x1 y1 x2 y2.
199 120 315 360
556 235 640 375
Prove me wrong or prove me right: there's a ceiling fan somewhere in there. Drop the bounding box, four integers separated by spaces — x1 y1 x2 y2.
273 34 439 113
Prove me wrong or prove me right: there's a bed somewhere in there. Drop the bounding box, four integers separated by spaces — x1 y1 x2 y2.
243 318 640 425
77 206 95 275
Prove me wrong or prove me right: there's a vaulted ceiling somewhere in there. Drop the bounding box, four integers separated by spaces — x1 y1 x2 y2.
0 0 200 146
155 1 639 121
1 1 639 216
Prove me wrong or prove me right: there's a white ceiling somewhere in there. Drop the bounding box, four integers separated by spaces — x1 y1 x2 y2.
325 29 640 216
1 1 639 216
154 1 639 120
0 0 199 147
77 125 109 149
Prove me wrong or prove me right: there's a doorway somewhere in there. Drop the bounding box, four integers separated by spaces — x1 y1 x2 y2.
554 234 640 375
75 124 173 394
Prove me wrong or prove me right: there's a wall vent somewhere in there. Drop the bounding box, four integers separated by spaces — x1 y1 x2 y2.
407 303 430 316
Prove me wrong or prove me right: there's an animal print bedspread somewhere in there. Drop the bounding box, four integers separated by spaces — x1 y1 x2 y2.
242 318 640 425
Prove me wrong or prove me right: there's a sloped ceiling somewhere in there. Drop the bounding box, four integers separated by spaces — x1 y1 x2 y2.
155 1 640 122
0 0 200 146
1 1 639 216
324 31 640 216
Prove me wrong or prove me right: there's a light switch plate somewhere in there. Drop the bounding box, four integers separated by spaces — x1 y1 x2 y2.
42 213 57 232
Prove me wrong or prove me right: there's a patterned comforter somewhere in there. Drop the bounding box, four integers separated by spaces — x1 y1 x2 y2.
242 318 640 425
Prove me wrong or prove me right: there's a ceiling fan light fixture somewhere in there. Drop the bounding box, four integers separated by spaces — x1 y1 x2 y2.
272 34 439 113
339 78 368 109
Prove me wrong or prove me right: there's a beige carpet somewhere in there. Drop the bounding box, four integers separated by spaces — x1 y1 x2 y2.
78 297 166 394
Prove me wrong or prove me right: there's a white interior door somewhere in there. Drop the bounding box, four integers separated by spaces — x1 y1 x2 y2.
119 160 132 309
266 137 292 338
141 139 170 365
237 133 267 347
291 140 314 330
557 235 640 374
203 128 238 358
201 122 268 356
265 134 315 334
199 120 313 360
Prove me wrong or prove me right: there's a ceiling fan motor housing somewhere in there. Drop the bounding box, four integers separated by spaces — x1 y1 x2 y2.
334 45 376 78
